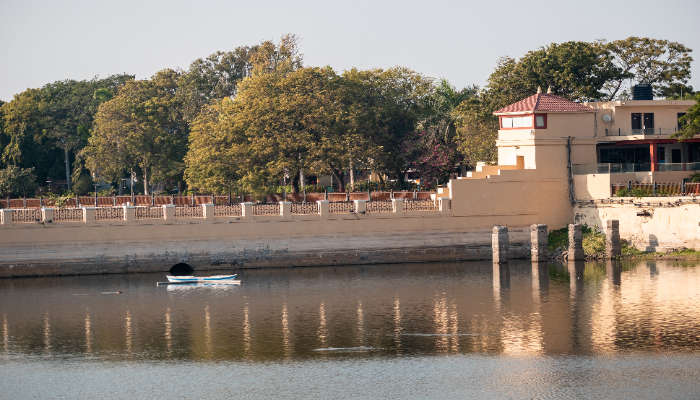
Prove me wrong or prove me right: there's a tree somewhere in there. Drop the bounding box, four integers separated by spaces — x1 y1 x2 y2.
453 97 499 165
675 93 700 139
0 165 37 197
0 75 133 191
84 70 188 195
177 34 303 122
341 67 433 186
484 41 622 110
604 37 693 99
184 66 386 194
184 98 247 194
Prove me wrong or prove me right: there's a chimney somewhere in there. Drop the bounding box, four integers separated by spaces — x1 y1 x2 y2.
546 86 552 94
537 86 542 94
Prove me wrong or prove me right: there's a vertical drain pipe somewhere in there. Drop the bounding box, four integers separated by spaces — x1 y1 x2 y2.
567 136 575 205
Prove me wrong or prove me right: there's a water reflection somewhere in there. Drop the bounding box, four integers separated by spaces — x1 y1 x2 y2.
1 260 699 361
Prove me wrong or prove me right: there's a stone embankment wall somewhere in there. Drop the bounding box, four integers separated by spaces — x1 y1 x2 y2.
574 197 700 251
0 202 531 277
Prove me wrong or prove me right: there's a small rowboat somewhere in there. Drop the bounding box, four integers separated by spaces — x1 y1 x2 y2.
165 274 239 284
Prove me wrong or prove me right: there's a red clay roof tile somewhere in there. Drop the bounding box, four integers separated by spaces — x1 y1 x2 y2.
494 93 593 114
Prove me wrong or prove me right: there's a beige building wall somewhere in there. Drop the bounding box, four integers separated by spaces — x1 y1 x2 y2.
574 174 611 200
575 200 700 250
588 100 694 136
449 170 571 229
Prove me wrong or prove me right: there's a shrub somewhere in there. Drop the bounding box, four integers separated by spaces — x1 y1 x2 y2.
0 166 37 198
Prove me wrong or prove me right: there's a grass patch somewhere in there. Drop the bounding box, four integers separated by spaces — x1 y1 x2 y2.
548 224 606 258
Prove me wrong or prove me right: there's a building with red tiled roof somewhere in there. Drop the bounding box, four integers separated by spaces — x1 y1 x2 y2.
493 91 593 115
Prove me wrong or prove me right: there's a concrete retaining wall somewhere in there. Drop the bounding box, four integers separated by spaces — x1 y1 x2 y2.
574 198 700 251
0 214 531 277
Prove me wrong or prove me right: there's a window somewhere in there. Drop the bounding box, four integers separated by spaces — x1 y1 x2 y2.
631 113 654 133
534 114 546 129
631 113 642 131
658 146 665 163
643 113 654 133
500 115 533 129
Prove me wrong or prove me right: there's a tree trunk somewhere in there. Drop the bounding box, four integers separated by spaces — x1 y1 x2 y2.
330 169 345 193
143 168 149 196
349 160 355 191
63 146 71 192
299 168 305 193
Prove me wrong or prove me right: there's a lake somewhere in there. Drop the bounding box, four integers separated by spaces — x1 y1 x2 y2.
1 260 699 399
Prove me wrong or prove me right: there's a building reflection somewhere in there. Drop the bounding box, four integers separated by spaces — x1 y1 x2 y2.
1 261 699 360
393 298 401 352
3 314 8 353
124 310 132 355
84 312 92 354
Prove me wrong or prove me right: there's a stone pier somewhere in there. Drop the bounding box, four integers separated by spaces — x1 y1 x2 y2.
530 224 548 262
568 224 585 261
492 225 509 264
606 219 621 259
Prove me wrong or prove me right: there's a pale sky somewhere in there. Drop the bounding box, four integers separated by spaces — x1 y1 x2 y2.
1 0 699 102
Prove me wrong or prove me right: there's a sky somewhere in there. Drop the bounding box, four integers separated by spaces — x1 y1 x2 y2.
1 0 699 101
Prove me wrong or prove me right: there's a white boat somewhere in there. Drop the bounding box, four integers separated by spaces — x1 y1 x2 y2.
165 274 239 284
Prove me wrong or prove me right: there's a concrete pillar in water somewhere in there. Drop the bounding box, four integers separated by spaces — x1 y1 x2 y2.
530 224 548 262
81 207 96 224
606 219 621 259
568 224 585 261
162 204 175 221
241 202 254 219
391 198 404 214
279 201 291 217
317 200 329 218
492 225 509 264
354 199 366 214
202 203 215 220
0 209 13 225
41 207 54 223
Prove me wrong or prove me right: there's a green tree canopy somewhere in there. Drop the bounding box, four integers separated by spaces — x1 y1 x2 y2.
675 92 700 139
83 70 187 194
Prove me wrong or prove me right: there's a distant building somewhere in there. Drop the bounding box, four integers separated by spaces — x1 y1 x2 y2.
442 87 698 227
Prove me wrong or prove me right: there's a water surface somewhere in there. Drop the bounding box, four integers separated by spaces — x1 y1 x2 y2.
1 261 699 399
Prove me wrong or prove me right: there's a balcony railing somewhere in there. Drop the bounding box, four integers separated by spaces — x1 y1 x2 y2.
573 162 700 175
604 127 679 136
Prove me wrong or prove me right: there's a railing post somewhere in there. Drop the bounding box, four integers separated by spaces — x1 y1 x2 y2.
202 203 215 220
241 202 254 219
391 198 404 214
653 182 657 196
438 198 451 214
162 204 175 222
682 178 687 195
82 206 96 224
0 209 13 225
122 205 135 223
279 201 291 218
41 207 54 223
317 200 329 218
151 193 155 207
354 199 366 214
